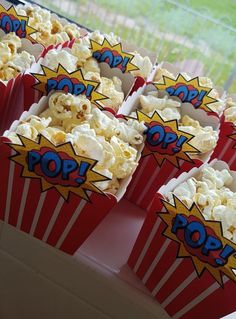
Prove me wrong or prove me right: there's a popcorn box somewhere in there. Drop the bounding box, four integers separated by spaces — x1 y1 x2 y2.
0 93 143 255
24 40 141 115
87 33 157 82
123 83 220 210
0 29 43 134
128 159 236 319
210 94 236 170
150 62 226 117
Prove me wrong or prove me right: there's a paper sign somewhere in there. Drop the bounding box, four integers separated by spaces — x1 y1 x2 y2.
154 74 218 112
136 111 198 167
0 4 36 39
159 196 236 285
90 38 139 73
32 64 108 108
9 135 109 201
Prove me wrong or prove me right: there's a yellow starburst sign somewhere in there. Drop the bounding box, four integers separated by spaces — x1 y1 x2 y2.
32 64 108 109
159 196 236 285
90 38 139 73
9 135 109 201
0 4 37 40
154 74 218 112
136 110 198 167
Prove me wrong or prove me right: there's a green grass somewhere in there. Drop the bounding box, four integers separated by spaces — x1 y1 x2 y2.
178 0 236 29
37 0 236 92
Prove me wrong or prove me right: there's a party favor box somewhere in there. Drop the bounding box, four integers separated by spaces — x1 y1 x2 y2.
123 82 219 210
0 93 143 255
128 159 236 319
0 1 44 133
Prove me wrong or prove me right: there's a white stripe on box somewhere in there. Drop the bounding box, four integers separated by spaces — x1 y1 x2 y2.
126 156 149 199
133 215 163 273
16 178 30 229
42 196 65 242
151 258 183 296
55 196 89 249
218 139 233 160
142 238 171 284
4 153 15 223
172 275 229 319
136 165 161 206
30 192 47 235
228 151 236 167
161 271 197 308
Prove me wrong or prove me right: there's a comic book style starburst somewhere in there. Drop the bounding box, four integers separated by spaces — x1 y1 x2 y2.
159 196 236 285
154 74 218 113
9 135 109 201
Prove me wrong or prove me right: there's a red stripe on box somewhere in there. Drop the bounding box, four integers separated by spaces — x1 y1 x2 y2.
33 189 61 240
59 193 117 255
145 240 179 292
136 219 166 279
180 278 236 319
155 258 195 304
2 75 25 133
8 164 25 227
46 193 82 247
0 139 12 220
128 194 164 269
126 156 157 202
23 74 42 111
20 179 43 233
165 270 216 316
138 161 178 209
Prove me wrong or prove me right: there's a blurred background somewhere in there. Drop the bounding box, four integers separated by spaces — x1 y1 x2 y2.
34 0 236 92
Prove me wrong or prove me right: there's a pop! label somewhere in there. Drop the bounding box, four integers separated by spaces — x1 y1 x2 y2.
160 197 236 285
90 39 139 73
9 135 109 201
154 74 218 113
0 4 36 39
136 111 198 167
32 65 108 109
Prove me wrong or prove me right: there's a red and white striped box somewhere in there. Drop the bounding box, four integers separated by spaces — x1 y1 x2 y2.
0 94 143 255
23 37 153 114
210 95 236 170
128 160 236 319
150 62 226 117
122 83 220 210
0 30 43 134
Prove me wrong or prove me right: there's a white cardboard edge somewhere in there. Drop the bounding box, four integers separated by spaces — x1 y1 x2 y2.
4 92 144 202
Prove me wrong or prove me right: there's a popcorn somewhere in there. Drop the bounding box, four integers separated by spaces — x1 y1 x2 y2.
43 49 78 73
167 166 236 243
89 30 120 46
136 89 218 154
0 33 35 81
179 115 218 153
16 4 81 46
97 76 124 111
129 53 153 79
5 92 145 194
42 45 126 111
224 97 236 125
